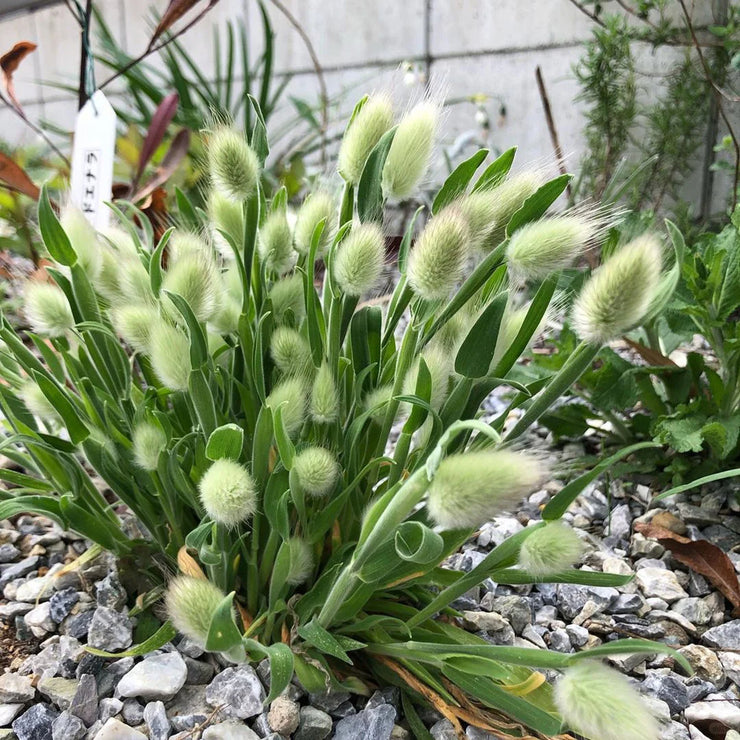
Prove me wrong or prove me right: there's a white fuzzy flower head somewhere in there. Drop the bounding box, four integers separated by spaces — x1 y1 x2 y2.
199 458 257 527
518 521 583 577
555 661 658 740
292 446 339 498
20 381 59 423
269 274 305 327
118 256 155 306
165 575 228 649
310 361 339 424
208 190 244 252
402 346 453 413
162 251 220 323
24 283 75 337
294 192 336 256
270 326 313 377
382 100 438 199
572 234 663 344
259 209 295 275
408 207 469 301
149 321 192 392
132 421 167 472
266 377 307 439
286 537 314 585
364 384 394 424
338 94 394 184
61 205 100 280
208 127 260 201
333 222 386 296
112 304 160 354
426 450 543 530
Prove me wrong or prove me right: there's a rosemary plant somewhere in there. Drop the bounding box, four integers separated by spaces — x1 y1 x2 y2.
0 95 685 739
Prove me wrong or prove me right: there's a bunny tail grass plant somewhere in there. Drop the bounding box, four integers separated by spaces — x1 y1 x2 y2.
0 98 686 738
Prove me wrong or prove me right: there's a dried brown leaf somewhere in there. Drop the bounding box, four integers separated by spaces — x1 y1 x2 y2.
177 546 207 580
0 41 37 111
149 0 214 48
0 151 39 200
635 521 740 612
623 337 678 368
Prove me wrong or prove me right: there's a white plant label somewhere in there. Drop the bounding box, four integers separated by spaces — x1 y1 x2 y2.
70 90 117 229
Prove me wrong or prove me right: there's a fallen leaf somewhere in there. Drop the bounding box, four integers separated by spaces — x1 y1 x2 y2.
0 41 37 111
635 521 740 612
0 151 39 200
623 337 679 368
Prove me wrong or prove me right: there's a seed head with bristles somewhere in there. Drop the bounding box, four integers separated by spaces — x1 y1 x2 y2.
294 192 336 256
199 458 257 527
61 205 100 280
208 127 260 201
118 257 155 306
208 190 244 252
506 211 607 282
382 100 438 199
338 94 394 184
408 207 469 301
165 575 229 649
310 361 340 424
269 273 305 327
24 283 75 337
292 446 339 498
518 521 583 577
270 327 313 377
20 381 59 423
554 661 658 740
364 384 394 423
333 222 386 296
148 321 192 392
426 450 543 530
132 421 167 472
403 346 453 412
266 377 307 439
286 537 314 586
572 234 663 344
259 209 295 275
162 251 220 323
112 304 160 354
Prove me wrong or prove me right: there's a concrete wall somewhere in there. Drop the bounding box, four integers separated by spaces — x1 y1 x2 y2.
0 0 731 206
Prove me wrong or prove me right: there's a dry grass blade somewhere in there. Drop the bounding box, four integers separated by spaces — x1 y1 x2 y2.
0 41 37 111
0 152 40 200
635 521 740 613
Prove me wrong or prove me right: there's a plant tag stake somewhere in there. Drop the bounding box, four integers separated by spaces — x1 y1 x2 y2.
70 90 116 229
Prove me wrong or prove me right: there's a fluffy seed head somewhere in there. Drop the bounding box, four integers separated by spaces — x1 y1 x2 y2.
364 384 394 423
162 251 220 322
382 101 438 199
338 94 394 184
101 226 137 256
20 381 58 423
293 446 339 498
165 575 228 648
286 537 314 586
95 247 125 303
270 327 313 377
211 298 241 334
572 234 663 344
333 222 386 296
24 283 75 337
112 304 160 353
266 377 307 439
403 346 452 412
149 321 192 391
426 450 543 530
167 231 212 263
132 421 166 471
208 127 260 201
490 299 554 371
507 214 599 281
462 171 543 250
208 190 244 253
294 192 335 256
269 273 305 327
118 257 155 305
408 208 469 300
199 458 257 527
555 661 658 740
259 210 295 275
518 521 583 577
310 361 339 424
61 206 100 279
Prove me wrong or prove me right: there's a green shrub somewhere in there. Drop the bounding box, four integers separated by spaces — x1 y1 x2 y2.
0 96 686 737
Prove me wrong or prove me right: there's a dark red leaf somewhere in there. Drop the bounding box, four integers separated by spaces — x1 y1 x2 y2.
0 152 40 200
135 92 179 185
133 128 190 202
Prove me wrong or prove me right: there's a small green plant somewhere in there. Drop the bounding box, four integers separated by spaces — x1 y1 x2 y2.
0 95 686 738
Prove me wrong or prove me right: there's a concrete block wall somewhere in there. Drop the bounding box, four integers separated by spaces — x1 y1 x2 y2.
0 0 731 206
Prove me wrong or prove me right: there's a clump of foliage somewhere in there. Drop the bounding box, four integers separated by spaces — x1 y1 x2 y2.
0 95 686 738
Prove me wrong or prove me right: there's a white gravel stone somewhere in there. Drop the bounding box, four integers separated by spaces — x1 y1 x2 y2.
635 568 688 603
117 653 187 701
93 717 148 739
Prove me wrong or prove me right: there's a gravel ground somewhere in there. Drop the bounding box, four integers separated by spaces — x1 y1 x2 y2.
2 430 740 740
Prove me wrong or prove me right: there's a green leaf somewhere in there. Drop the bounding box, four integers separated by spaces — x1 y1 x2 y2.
472 146 516 192
357 126 397 223
85 622 176 657
432 149 488 214
492 569 633 587
454 291 508 377
569 638 692 675
149 227 175 295
272 406 296 469
205 592 244 654
244 639 294 703
163 291 209 368
38 184 77 266
32 373 89 444
298 619 358 664
0 495 65 526
654 467 740 501
506 174 571 236
206 423 244 461
394 521 444 564
189 369 218 438
543 441 660 521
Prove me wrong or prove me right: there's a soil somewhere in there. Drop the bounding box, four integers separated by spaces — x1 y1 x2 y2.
0 619 39 672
